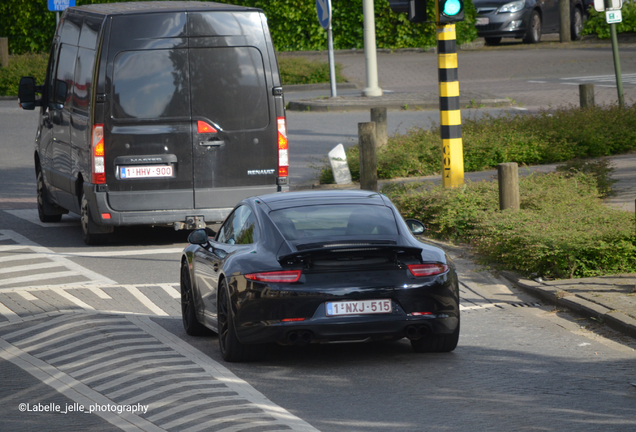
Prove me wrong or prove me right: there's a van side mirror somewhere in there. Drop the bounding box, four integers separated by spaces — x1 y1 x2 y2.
54 80 68 108
405 219 426 235
18 77 39 110
188 229 209 245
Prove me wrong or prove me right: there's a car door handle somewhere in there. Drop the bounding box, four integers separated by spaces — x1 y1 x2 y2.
199 140 224 147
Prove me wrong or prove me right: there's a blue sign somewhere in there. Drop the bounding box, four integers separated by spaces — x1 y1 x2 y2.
48 0 75 12
316 0 332 30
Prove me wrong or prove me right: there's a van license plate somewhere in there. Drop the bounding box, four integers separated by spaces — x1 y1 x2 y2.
326 299 392 317
120 165 173 179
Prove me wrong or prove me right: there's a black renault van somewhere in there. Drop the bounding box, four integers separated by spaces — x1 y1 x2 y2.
18 1 288 244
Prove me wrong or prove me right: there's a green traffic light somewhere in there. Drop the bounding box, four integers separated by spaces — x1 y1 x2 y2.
443 0 461 15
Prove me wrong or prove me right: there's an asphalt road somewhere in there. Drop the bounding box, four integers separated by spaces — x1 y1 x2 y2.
1 43 636 432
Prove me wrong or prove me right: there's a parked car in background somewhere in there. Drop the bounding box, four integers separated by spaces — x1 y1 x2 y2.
18 1 288 245
474 0 589 45
180 190 461 362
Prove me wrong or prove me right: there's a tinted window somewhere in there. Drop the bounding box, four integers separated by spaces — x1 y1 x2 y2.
217 206 259 245
270 205 398 240
56 44 78 108
79 16 102 49
112 49 190 119
189 12 263 37
190 47 268 131
59 14 81 45
72 47 96 115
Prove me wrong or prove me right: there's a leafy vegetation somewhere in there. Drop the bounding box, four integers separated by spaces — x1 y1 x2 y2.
582 2 636 39
384 165 636 279
0 53 48 96
0 0 477 55
320 105 636 183
278 57 346 85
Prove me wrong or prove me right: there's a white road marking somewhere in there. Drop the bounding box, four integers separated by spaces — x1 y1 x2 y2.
54 288 96 310
16 291 39 301
0 270 81 287
160 283 181 299
59 248 183 257
3 209 80 227
123 285 169 316
0 261 64 275
0 301 19 321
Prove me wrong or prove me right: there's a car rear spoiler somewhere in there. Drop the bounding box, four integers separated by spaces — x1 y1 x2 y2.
277 241 424 264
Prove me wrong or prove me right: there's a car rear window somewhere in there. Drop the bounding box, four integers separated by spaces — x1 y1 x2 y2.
269 205 398 240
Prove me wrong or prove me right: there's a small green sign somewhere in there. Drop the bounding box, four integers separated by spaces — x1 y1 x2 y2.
606 10 622 24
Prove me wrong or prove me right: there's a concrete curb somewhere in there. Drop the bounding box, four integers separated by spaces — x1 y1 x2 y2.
287 96 511 112
499 270 636 339
283 82 358 93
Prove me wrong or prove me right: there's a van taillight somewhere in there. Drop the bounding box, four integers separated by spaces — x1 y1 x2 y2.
91 124 105 184
277 117 288 178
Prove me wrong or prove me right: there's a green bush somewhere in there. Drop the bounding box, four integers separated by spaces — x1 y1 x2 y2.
583 3 636 39
384 172 636 279
0 0 477 55
278 57 346 85
0 53 48 96
322 105 636 183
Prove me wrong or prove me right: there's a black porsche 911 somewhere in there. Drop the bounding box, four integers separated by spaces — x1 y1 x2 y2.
180 190 460 362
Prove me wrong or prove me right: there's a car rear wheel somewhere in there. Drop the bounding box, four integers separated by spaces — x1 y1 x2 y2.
523 11 541 44
411 319 460 353
218 280 265 362
37 171 63 223
81 192 110 245
571 8 583 41
484 37 502 46
181 261 207 336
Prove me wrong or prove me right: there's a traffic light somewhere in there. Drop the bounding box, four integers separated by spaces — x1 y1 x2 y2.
438 0 464 23
388 0 428 23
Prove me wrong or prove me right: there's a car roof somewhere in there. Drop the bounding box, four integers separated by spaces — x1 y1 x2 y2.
74 1 254 16
253 190 390 211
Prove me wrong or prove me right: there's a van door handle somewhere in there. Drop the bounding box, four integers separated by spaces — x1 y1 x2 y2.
199 140 224 147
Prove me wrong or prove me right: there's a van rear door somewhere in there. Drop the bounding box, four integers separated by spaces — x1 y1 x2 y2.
105 12 194 212
188 11 278 210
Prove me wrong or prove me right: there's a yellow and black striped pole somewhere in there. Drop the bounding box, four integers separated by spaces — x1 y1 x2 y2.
436 20 464 188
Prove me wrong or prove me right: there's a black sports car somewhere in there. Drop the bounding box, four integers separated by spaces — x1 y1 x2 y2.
180 190 460 362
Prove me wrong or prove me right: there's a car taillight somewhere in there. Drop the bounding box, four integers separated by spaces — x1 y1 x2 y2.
92 124 105 184
245 270 301 283
408 264 449 277
277 117 288 178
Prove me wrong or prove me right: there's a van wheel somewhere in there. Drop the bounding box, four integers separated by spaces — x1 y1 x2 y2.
81 192 109 245
37 171 63 223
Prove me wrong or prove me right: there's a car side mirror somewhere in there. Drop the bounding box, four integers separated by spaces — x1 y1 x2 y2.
54 79 68 108
188 229 209 245
18 77 38 110
405 219 426 235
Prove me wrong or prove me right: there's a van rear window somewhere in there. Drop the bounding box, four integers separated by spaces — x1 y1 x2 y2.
112 49 190 119
190 47 269 131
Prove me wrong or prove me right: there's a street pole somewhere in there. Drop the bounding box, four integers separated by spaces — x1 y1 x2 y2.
362 0 382 97
610 22 624 108
327 24 337 98
436 19 464 188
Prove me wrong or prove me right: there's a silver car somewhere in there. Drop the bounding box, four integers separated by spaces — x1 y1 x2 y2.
474 0 588 45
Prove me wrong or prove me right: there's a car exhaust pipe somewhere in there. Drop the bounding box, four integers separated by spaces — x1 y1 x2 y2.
418 326 430 337
300 331 312 344
286 331 300 344
405 326 419 340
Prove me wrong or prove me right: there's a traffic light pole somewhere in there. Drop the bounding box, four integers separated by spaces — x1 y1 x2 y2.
436 19 464 188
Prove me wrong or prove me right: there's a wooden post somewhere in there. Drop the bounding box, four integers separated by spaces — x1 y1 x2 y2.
358 122 378 192
0 38 8 68
498 162 520 211
579 84 594 108
559 0 571 43
370 107 387 148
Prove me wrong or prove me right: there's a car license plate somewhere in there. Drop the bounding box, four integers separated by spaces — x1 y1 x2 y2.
120 165 173 179
476 17 489 25
326 299 392 317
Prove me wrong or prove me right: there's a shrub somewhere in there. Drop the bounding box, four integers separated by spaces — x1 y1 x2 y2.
278 57 346 85
384 172 636 279
583 3 636 39
0 53 48 96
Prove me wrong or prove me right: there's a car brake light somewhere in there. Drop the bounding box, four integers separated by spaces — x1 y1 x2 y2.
197 120 217 134
281 318 306 322
408 264 449 277
277 117 288 178
245 270 301 283
92 124 105 184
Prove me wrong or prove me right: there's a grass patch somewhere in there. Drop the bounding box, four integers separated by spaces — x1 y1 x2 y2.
278 56 346 85
384 168 636 279
0 53 346 96
0 53 48 96
319 105 636 183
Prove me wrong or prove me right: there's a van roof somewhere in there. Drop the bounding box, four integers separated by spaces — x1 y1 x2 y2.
74 1 257 16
